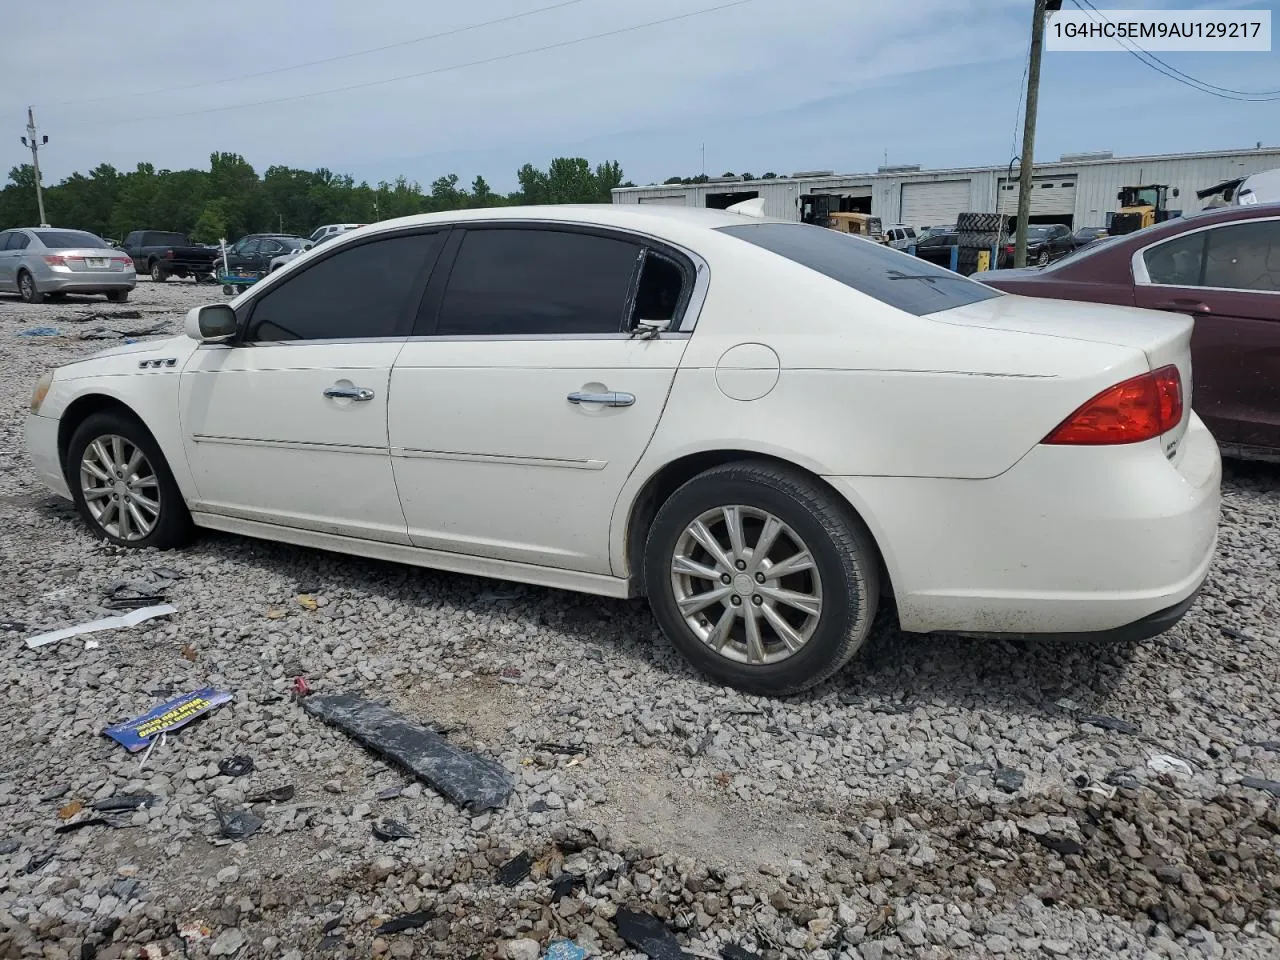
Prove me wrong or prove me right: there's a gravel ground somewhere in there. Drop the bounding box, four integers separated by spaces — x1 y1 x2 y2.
0 281 1277 960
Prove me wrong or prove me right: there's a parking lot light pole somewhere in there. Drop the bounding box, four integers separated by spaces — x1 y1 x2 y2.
1014 0 1049 269
19 106 49 228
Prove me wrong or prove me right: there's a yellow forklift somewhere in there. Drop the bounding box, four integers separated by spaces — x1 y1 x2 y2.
1110 184 1180 235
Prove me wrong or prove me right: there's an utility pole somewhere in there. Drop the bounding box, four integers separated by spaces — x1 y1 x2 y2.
700 143 705 178
1014 0 1049 268
19 107 49 227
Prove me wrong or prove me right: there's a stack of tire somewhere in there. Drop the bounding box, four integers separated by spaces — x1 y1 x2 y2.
954 212 1004 276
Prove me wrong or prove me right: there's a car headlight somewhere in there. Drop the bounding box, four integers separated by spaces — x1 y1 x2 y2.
31 371 54 414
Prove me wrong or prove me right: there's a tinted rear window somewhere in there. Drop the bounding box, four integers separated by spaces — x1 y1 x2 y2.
717 223 1001 315
147 232 188 246
34 230 108 249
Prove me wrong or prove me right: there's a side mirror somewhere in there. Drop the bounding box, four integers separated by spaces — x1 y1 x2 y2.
184 304 237 343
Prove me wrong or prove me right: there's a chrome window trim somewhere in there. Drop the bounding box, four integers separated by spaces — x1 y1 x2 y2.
1132 214 1280 295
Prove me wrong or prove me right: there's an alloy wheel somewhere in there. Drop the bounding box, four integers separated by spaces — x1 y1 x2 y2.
79 434 162 541
670 505 823 666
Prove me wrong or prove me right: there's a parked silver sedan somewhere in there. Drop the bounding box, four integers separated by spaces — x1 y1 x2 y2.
0 227 136 303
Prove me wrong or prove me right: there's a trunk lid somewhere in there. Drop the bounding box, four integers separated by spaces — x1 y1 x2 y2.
929 292 1194 456
53 248 130 272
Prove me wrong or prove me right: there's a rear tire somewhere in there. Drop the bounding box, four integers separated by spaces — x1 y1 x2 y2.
149 262 167 282
66 411 194 550
106 290 129 303
643 461 880 695
17 270 44 304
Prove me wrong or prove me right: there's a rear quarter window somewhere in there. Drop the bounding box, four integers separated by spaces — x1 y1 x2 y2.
717 223 1001 315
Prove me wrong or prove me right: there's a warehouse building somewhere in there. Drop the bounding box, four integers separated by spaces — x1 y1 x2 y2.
611 146 1280 229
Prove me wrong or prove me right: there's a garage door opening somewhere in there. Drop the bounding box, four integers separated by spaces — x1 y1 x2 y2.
705 190 760 210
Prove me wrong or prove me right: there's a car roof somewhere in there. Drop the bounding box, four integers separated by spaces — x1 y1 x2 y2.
372 203 790 233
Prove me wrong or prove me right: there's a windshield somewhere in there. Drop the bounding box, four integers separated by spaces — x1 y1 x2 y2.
717 222 1001 316
1027 226 1053 239
34 230 108 249
281 238 310 251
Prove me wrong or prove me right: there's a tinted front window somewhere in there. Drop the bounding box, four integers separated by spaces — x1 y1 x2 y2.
717 223 1000 315
1143 232 1206 286
436 228 642 336
1203 221 1280 292
245 232 441 341
34 230 107 249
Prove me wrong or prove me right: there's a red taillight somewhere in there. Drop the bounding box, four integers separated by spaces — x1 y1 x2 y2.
165 249 175 259
43 255 66 266
1004 244 1015 254
113 255 132 265
1043 365 1183 445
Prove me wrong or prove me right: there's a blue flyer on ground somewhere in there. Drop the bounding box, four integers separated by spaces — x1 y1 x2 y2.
104 688 233 752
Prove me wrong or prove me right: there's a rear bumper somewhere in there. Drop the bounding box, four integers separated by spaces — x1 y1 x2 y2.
25 413 71 500
826 412 1222 637
41 270 136 293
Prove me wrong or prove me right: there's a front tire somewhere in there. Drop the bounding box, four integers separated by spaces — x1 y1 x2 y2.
66 411 193 550
1036 249 1050 266
17 270 44 304
644 461 880 695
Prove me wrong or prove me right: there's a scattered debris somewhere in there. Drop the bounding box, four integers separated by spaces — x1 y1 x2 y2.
152 566 185 581
721 945 762 960
84 639 100 651
25 603 177 649
23 851 53 875
293 676 312 699
318 934 343 951
372 818 414 841
993 768 1025 793
180 643 198 662
247 784 295 804
18 327 61 337
534 743 588 757
102 582 168 610
105 688 233 752
54 817 111 834
498 851 534 886
374 786 403 801
213 802 264 841
78 321 169 341
321 917 343 934
1078 714 1140 735
544 942 588 960
302 693 514 812
0 840 20 855
1221 626 1256 642
218 756 254 778
0 621 27 633
296 594 318 611
57 800 84 820
139 732 168 770
550 871 585 903
375 910 434 935
1240 776 1280 797
1035 834 1086 856
178 920 211 942
1247 740 1280 752
92 794 159 813
1148 754 1194 778
265 608 286 620
1105 768 1141 790
615 907 689 960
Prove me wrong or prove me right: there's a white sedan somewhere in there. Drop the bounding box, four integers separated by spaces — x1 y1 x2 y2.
24 204 1221 694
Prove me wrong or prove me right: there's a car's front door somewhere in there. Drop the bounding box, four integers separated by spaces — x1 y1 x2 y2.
388 224 697 575
0 232 17 289
225 239 258 273
1133 216 1280 450
179 228 446 542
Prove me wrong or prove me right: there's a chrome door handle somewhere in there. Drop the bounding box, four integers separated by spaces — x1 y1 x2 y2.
567 391 635 407
324 385 375 401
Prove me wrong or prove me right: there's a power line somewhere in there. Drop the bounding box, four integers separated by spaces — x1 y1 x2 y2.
57 0 757 128
1069 0 1280 101
48 0 589 108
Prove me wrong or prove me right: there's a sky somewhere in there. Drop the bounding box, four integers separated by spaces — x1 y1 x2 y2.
3 0 1277 192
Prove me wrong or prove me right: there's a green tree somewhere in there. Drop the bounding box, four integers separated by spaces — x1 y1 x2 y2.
191 199 232 244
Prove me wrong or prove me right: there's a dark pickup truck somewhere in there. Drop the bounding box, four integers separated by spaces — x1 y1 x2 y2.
121 230 220 283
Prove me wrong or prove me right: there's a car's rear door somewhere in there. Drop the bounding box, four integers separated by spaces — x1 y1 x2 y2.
0 232 16 289
179 228 445 542
387 223 697 576
1133 216 1280 450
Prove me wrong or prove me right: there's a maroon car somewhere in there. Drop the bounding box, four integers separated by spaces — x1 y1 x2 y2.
979 203 1280 461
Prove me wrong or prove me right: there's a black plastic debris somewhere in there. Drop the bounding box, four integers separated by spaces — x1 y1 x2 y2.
993 768 1025 793
218 756 255 778
247 784 295 804
372 819 414 841
214 803 263 841
321 917 342 934
534 743 587 756
529 800 549 814
1105 769 1141 790
318 934 343 951
1036 834 1085 856
376 910 434 935
550 872 585 904
1240 776 1280 797
39 785 70 802
302 693 513 812
111 878 141 901
0 621 26 633
722 945 762 960
0 840 20 855
498 851 533 886
23 852 53 875
92 794 159 813
374 786 403 801
614 907 689 960
1221 626 1255 642
102 582 167 611
1078 715 1140 735
151 567 185 581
